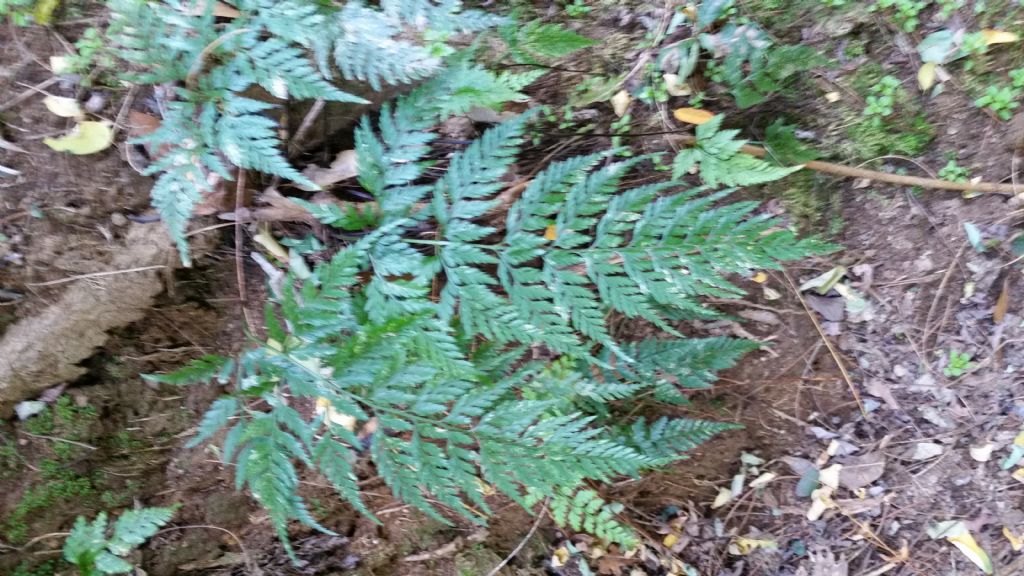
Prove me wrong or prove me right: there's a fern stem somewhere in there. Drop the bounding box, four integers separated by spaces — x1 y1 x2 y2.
186 27 253 90
405 239 502 251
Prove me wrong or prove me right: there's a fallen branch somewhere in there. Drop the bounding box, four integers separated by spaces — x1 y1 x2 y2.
669 134 1021 195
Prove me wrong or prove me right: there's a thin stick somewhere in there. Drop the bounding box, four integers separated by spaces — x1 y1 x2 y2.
26 265 166 287
19 431 97 451
155 525 258 574
782 270 866 417
234 169 255 334
484 498 549 576
185 28 252 90
666 134 1021 195
0 77 59 113
921 241 967 351
288 98 325 156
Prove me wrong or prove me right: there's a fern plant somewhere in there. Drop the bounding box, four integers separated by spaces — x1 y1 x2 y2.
673 114 804 186
62 506 176 575
104 0 507 263
149 81 829 556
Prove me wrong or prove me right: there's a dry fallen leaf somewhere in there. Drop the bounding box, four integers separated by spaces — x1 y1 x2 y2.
909 442 943 460
981 29 1020 45
43 95 84 119
928 520 994 574
917 62 937 91
662 533 679 547
752 271 768 283
314 397 356 431
864 379 905 409
807 486 835 521
298 149 358 191
728 536 777 556
50 55 72 74
824 91 841 103
544 224 558 241
838 453 886 490
969 443 995 462
749 472 777 489
611 90 632 117
994 276 1010 323
182 0 241 17
43 121 114 155
711 487 732 509
663 74 692 97
673 107 715 125
1004 526 1024 552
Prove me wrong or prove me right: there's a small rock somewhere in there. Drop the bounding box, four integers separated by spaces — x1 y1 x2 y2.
84 92 107 113
909 442 944 460
913 254 935 273
111 212 128 227
893 365 909 378
969 444 995 462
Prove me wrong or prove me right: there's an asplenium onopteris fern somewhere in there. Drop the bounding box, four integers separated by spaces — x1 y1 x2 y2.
62 506 176 576
674 114 804 186
150 90 829 556
105 0 506 263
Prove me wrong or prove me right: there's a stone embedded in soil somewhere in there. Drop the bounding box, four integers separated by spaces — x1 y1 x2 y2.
0 223 176 415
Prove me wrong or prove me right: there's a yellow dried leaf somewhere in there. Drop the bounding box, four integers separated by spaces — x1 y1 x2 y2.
49 56 72 74
551 547 570 568
947 532 994 574
253 227 290 262
476 479 496 496
711 487 732 509
728 536 777 556
663 74 692 97
981 29 1020 45
752 272 767 283
917 62 937 91
43 95 83 119
544 224 558 241
1004 526 1024 552
824 91 841 103
611 89 632 117
673 107 715 125
1012 467 1024 484
32 0 59 25
314 397 357 430
663 533 679 547
43 121 113 155
749 472 777 489
994 277 1010 323
1014 431 1024 447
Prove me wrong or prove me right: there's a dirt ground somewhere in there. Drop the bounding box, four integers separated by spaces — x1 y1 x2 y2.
5 1 1024 575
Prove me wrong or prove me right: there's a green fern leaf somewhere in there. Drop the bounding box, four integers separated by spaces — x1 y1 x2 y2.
107 507 176 556
144 355 233 386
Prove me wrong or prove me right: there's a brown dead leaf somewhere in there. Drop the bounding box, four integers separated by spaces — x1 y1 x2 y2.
838 452 886 490
994 275 1010 324
298 149 358 191
864 380 900 410
981 29 1019 45
673 107 715 125
597 554 636 575
181 0 241 17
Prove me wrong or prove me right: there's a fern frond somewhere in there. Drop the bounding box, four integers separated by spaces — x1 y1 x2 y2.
107 507 177 556
673 114 803 185
144 355 233 386
548 488 635 546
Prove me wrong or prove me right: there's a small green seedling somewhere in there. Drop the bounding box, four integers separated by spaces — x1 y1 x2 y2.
943 350 977 378
975 85 1020 121
63 506 177 575
938 158 970 183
